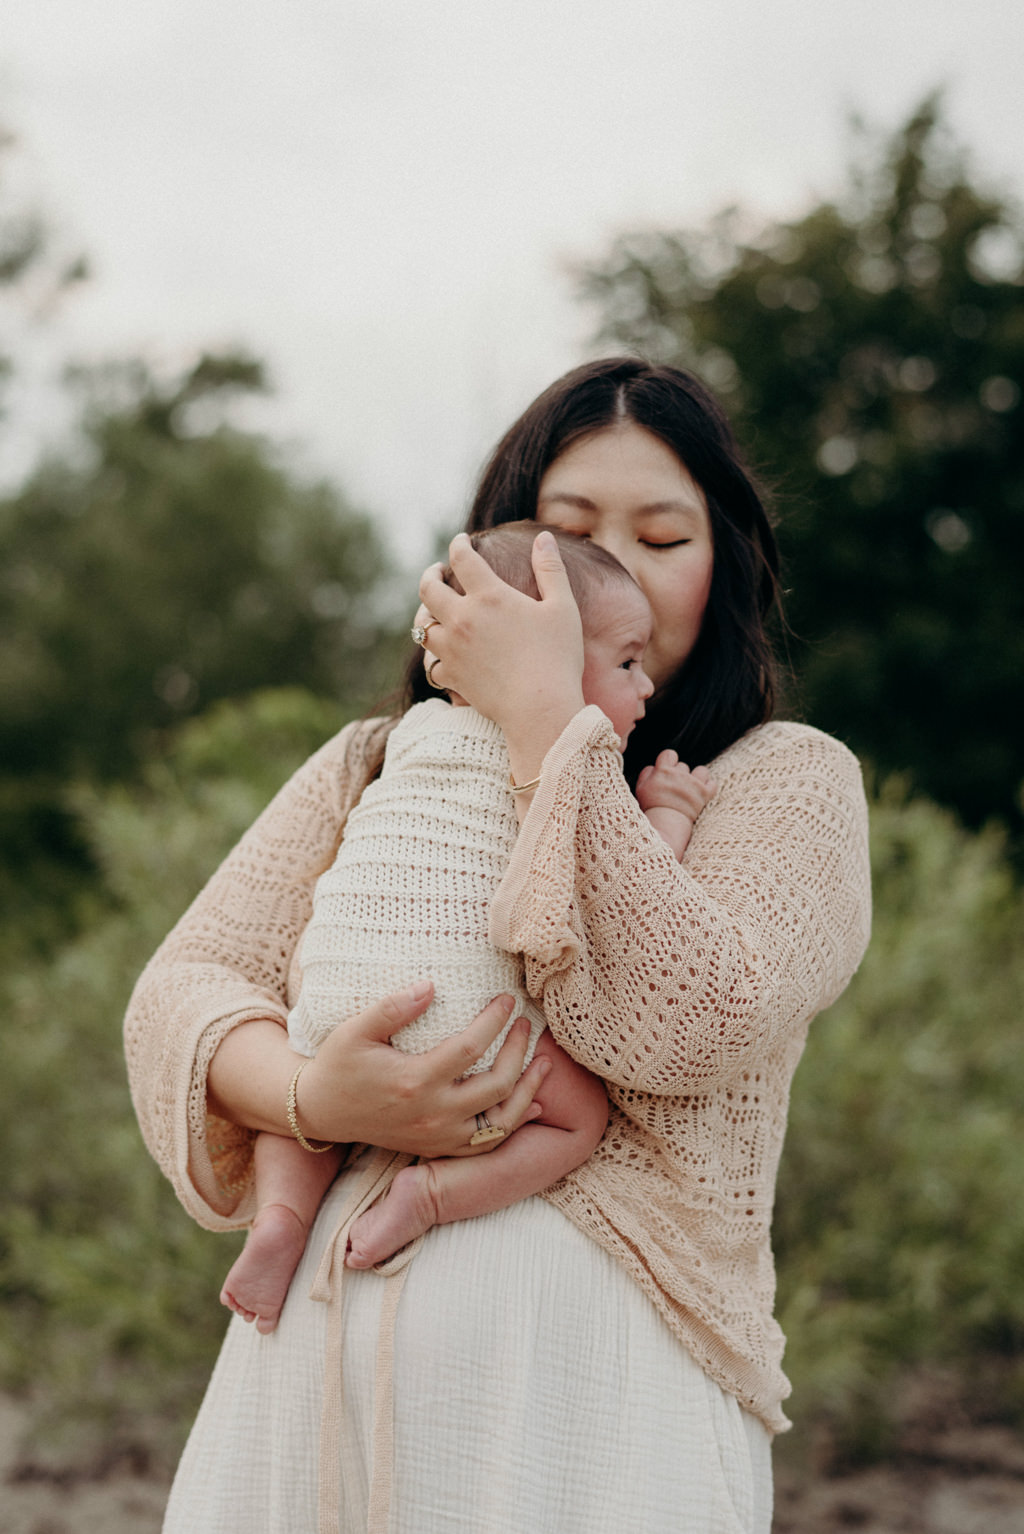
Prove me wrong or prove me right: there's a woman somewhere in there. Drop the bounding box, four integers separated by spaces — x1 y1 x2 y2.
125 358 871 1533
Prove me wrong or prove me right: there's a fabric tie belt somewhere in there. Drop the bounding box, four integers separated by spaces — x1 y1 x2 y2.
310 1147 424 1534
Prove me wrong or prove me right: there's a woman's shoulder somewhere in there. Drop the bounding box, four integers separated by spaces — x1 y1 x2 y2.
710 718 867 797
316 713 397 771
278 713 399 826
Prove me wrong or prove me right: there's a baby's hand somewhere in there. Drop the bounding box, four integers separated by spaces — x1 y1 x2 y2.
637 752 716 818
636 752 716 861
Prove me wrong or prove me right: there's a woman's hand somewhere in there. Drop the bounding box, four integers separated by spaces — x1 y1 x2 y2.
418 530 586 784
209 984 551 1160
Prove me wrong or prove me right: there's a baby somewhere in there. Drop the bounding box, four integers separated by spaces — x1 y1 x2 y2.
221 524 716 1333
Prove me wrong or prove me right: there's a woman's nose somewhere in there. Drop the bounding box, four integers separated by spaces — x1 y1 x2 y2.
588 526 636 579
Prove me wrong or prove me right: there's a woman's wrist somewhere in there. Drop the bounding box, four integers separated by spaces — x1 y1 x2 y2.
207 1018 321 1138
501 694 584 789
286 1060 337 1152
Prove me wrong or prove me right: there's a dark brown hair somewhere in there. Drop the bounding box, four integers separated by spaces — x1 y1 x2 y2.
462 357 781 782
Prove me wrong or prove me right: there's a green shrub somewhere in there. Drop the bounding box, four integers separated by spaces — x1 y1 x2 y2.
0 689 347 1462
775 777 1024 1458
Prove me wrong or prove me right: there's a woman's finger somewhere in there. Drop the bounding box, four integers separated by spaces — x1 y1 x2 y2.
492 1051 551 1132
346 979 436 1044
445 532 507 593
456 1015 534 1109
448 1040 549 1158
411 603 436 637
418 561 458 626
418 994 519 1085
529 528 574 602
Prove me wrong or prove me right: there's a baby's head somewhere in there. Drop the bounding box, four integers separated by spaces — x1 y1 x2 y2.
451 522 655 749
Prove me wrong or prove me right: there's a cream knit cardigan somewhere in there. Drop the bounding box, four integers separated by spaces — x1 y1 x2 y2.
124 704 871 1434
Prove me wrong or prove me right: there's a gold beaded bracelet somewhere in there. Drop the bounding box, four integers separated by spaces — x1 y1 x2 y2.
509 771 542 794
286 1061 336 1153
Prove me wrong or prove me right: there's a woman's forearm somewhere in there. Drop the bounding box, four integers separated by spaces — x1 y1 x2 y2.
207 1018 299 1136
207 987 552 1159
493 721 871 1095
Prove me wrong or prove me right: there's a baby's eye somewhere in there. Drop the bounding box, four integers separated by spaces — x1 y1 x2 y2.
620 657 638 670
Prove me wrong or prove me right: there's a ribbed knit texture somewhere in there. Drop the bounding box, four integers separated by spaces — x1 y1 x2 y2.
124 705 870 1433
288 701 544 1070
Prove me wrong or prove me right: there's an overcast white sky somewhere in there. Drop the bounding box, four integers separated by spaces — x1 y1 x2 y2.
3 1 1022 566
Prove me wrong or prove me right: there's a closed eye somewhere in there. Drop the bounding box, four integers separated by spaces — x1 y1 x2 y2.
641 538 690 549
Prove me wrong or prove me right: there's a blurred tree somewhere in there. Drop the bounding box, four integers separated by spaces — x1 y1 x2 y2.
1 352 394 779
0 352 399 908
577 96 1024 833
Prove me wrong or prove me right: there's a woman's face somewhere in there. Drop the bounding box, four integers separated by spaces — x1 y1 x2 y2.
536 423 714 691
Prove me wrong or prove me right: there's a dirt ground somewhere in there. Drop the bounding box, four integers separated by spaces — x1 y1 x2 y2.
772 1423 1024 1534
0 1395 167 1534
3 1393 1024 1533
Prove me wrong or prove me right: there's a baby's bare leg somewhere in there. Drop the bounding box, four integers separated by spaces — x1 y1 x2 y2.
221 1131 341 1334
346 1031 608 1268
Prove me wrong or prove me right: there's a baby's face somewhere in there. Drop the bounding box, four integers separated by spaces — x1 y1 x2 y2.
580 583 656 750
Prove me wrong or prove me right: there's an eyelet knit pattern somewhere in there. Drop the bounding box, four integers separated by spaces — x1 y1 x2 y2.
490 706 871 1429
124 705 870 1433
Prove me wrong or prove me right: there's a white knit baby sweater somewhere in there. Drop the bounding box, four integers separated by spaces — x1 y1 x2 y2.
287 699 544 1068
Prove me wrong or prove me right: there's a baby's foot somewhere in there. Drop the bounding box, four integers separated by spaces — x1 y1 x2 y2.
220 1204 308 1334
346 1165 438 1269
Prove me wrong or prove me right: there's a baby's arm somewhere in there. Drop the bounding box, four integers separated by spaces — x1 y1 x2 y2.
346 1029 607 1268
636 750 716 861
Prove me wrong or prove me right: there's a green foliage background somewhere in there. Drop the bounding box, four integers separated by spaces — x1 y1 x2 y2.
1 99 1022 1474
0 692 346 1461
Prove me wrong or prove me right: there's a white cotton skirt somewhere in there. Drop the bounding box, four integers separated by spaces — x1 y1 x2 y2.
164 1166 773 1534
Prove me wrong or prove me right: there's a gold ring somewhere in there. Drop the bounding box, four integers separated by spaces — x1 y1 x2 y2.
469 1111 506 1146
411 618 438 648
426 656 446 690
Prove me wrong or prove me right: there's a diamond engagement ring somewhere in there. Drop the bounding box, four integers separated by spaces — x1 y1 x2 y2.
410 619 438 647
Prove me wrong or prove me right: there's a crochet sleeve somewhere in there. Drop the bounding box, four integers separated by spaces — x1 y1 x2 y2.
123 719 387 1230
490 707 871 1094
